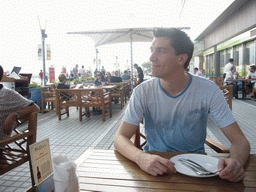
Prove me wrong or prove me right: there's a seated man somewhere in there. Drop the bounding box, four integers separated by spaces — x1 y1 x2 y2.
0 65 40 151
246 65 256 97
121 70 130 80
114 28 250 183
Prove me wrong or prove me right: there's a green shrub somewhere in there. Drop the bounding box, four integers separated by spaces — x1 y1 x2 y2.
29 82 41 88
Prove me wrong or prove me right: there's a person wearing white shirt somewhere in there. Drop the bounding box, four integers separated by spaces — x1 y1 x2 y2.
223 59 234 78
246 65 256 97
224 66 238 98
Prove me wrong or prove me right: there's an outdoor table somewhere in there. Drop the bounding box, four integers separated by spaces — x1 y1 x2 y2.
75 149 256 191
73 84 117 90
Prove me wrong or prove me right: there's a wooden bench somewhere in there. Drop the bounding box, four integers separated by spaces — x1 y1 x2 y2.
55 88 112 122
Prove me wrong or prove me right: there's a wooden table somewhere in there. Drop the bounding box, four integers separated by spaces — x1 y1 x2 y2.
74 84 117 90
75 149 256 191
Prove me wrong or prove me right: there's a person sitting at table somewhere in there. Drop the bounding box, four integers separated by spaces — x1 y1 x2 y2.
94 72 106 86
57 73 74 99
0 65 40 152
57 73 70 89
114 27 250 183
121 70 130 80
246 65 256 97
105 72 111 83
224 66 238 98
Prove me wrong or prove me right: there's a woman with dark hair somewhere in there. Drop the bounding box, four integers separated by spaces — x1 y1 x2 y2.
93 72 106 86
105 72 111 83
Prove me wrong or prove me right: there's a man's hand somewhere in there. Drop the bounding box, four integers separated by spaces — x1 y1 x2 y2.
135 153 176 176
3 113 16 135
218 158 245 182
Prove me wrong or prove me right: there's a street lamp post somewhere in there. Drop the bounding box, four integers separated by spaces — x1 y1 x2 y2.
41 29 47 86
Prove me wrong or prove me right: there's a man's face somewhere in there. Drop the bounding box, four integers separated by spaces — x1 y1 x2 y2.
250 67 255 73
150 37 182 78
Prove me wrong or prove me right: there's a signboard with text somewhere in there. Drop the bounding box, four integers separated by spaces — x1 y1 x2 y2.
29 138 53 185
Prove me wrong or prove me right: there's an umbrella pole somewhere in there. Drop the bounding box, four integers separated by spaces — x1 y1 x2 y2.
130 34 133 92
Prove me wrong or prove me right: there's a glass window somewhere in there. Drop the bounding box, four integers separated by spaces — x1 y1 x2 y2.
246 41 255 65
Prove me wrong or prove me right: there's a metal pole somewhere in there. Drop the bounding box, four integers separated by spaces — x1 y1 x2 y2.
130 34 133 92
96 48 98 71
41 29 47 86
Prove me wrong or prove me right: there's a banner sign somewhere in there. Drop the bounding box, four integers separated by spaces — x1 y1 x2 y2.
38 44 42 60
47 44 51 60
49 67 55 83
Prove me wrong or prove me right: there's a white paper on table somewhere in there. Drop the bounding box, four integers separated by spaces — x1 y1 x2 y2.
52 155 79 192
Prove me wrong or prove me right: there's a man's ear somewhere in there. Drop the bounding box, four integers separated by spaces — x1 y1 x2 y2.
178 54 188 66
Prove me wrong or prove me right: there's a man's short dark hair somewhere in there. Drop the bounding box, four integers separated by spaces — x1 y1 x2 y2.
134 64 138 67
0 65 3 81
153 28 194 69
194 67 198 70
229 58 234 62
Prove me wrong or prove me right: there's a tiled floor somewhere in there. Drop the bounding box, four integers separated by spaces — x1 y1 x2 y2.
1 98 256 191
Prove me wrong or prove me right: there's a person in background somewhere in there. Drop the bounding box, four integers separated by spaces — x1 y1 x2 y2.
0 65 40 149
134 64 144 85
223 58 234 78
105 72 112 83
57 73 70 89
224 66 238 98
246 65 256 97
121 70 130 80
194 67 203 77
79 65 86 78
39 70 43 85
73 64 79 79
94 72 106 86
114 27 250 182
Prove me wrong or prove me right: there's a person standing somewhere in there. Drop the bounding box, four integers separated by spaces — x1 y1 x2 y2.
223 58 234 78
39 70 43 85
114 27 250 182
79 65 86 78
134 64 144 85
73 64 79 79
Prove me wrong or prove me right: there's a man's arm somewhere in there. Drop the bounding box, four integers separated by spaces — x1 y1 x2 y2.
3 103 40 135
114 121 176 176
218 122 250 182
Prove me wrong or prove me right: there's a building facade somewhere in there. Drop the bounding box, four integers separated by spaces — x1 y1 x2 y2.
193 0 256 77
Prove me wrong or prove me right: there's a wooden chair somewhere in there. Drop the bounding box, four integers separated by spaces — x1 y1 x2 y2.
55 89 112 122
215 77 224 86
0 112 38 186
40 86 56 114
219 85 233 110
108 83 125 109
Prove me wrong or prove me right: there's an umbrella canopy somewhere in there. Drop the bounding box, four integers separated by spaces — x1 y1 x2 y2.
67 27 190 89
67 27 155 90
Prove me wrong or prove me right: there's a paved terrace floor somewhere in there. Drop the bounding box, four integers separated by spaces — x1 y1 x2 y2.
1 98 256 192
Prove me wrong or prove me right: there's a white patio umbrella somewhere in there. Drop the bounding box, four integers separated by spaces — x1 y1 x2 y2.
67 27 190 90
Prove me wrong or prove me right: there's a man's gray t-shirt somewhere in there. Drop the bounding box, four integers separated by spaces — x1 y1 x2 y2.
123 74 236 152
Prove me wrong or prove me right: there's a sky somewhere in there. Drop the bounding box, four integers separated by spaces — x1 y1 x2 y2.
0 0 234 79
